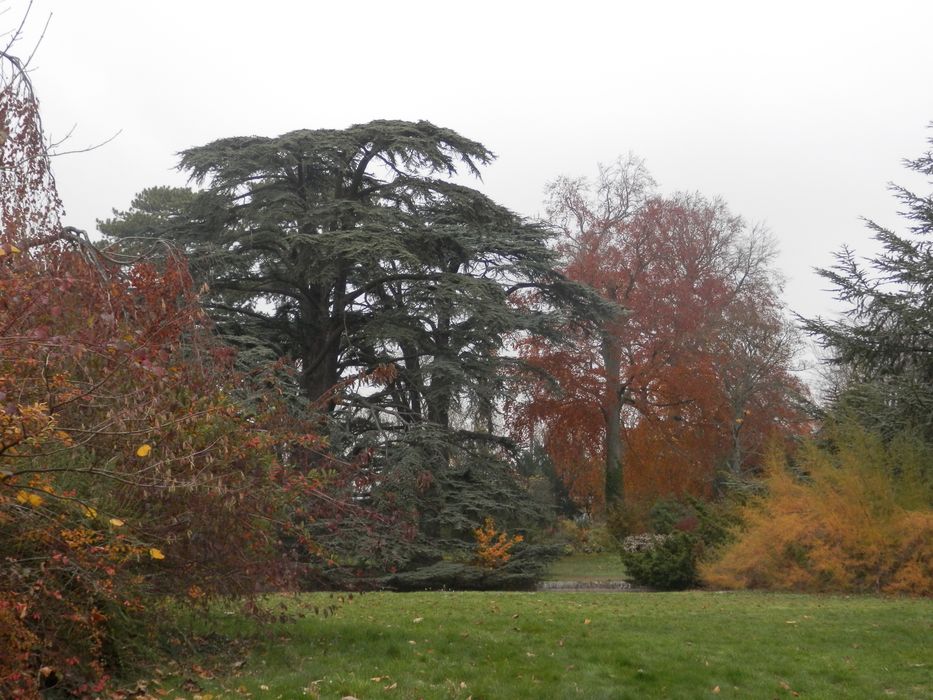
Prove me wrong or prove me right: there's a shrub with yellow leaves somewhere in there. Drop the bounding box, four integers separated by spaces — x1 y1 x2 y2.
701 423 932 595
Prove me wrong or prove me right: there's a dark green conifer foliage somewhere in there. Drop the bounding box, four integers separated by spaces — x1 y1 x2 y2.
802 128 933 441
101 120 603 578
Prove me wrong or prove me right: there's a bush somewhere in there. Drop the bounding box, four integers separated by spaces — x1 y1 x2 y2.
621 532 698 590
615 496 738 590
553 517 615 554
702 424 933 595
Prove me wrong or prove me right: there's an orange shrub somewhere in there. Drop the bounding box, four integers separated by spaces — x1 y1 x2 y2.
701 425 932 595
473 517 524 569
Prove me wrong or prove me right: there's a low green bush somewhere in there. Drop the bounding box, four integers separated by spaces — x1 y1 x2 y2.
620 532 697 590
618 497 738 589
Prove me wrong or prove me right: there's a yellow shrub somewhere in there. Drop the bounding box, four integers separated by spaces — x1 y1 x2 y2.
701 425 932 596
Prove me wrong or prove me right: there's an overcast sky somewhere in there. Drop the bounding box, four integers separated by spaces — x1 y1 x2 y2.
6 0 933 337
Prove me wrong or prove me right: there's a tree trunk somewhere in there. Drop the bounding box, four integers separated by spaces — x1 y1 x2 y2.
600 330 625 508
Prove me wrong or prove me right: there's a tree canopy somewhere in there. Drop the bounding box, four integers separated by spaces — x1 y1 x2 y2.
101 120 605 570
510 159 808 510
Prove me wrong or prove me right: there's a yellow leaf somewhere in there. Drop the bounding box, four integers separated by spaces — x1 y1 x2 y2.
149 548 165 560
16 491 43 507
9 245 20 254
82 505 97 518
109 518 125 527
136 444 152 458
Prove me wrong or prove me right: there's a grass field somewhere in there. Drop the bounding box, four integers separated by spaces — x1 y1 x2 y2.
147 591 931 699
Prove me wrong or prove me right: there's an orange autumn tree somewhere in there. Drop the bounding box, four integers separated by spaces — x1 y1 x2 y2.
510 158 807 512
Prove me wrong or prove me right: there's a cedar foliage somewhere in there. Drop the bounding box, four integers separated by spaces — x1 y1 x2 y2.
101 121 605 576
701 423 932 595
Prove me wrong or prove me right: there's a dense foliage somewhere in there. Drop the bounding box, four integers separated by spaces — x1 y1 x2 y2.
0 49 350 697
100 121 605 580
701 423 932 595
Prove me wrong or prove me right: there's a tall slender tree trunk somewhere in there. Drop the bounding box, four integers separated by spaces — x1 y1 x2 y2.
600 329 625 508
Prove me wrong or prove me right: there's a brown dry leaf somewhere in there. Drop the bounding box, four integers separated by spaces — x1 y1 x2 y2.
383 682 397 691
583 618 592 625
180 679 203 693
412 617 424 623
712 686 720 694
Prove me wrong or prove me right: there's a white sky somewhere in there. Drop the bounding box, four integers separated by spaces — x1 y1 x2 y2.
6 0 933 337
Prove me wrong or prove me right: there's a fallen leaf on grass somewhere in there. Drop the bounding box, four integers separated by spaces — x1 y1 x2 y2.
180 679 202 693
583 619 591 625
412 617 423 623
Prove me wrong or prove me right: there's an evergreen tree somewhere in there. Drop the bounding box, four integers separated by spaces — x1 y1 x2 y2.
802 127 933 440
101 120 604 576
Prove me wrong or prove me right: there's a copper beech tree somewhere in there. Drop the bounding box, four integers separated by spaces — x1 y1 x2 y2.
509 158 808 512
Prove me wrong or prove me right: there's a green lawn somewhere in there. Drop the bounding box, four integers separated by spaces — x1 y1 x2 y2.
149 591 931 699
543 552 627 582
